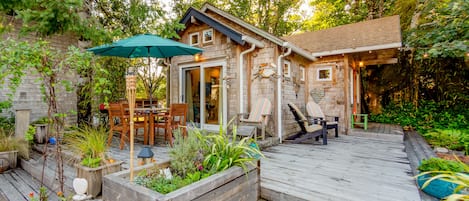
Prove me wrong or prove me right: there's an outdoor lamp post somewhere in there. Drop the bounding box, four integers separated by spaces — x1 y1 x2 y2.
126 69 137 181
137 146 154 166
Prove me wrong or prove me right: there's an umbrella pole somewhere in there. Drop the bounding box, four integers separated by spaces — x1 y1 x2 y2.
126 74 137 181
148 56 153 107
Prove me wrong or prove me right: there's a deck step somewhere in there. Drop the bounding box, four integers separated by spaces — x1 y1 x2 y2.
403 131 438 201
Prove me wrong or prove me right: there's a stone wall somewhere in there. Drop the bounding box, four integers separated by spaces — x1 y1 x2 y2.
0 15 79 125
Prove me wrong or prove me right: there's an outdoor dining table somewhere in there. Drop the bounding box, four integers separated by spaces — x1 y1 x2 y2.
134 107 169 145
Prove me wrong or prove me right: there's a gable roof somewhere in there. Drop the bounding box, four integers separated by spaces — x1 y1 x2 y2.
200 3 285 46
283 15 402 57
179 3 316 61
180 7 245 45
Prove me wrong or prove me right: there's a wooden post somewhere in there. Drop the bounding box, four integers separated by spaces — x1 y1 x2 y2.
126 74 137 181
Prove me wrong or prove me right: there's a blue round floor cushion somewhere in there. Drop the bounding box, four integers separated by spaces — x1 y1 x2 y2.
417 174 459 199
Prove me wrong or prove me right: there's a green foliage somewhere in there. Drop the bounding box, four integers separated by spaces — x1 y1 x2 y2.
416 157 469 200
63 125 109 167
172 0 303 36
0 127 29 159
0 116 15 134
169 128 206 178
424 129 468 153
25 125 35 144
406 0 469 59
417 157 466 173
32 117 50 125
16 0 84 36
135 172 192 195
136 122 263 194
370 101 469 133
80 157 102 168
202 125 263 173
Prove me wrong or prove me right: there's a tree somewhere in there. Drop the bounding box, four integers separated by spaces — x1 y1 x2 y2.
0 38 96 195
170 0 303 36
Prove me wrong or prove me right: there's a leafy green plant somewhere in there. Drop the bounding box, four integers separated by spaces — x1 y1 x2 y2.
417 157 469 201
81 157 102 168
423 129 467 152
25 125 35 144
169 127 206 178
0 128 29 159
32 117 50 125
135 121 264 194
0 116 15 137
135 173 192 194
418 158 466 173
370 101 469 133
62 125 110 167
202 125 264 174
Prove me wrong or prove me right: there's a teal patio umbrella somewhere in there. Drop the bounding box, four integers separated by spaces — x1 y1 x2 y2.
87 33 202 181
88 33 203 58
88 33 203 105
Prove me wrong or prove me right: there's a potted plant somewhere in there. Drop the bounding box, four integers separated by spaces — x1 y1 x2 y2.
416 157 468 199
0 127 29 172
63 125 122 198
103 124 264 200
32 117 50 144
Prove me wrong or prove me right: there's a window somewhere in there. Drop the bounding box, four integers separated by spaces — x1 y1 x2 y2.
189 32 199 46
283 60 291 78
317 67 332 81
202 29 213 43
299 65 305 81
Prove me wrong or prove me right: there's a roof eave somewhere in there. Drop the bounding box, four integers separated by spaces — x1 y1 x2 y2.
283 42 316 61
311 42 402 57
201 3 284 46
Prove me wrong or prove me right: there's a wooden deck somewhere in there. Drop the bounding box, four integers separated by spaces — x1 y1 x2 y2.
0 169 59 201
261 124 420 201
2 124 424 201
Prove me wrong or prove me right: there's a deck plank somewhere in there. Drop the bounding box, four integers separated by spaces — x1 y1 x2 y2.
260 133 421 201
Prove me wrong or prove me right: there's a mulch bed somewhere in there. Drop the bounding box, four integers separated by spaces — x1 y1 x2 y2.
436 152 469 164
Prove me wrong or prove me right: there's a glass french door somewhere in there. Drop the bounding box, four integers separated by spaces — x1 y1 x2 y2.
182 66 223 127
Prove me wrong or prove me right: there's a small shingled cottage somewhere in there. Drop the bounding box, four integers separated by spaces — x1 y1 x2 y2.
170 3 402 141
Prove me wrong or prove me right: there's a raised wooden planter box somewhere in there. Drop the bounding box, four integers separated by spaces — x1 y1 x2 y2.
103 160 260 201
76 161 123 198
0 150 18 169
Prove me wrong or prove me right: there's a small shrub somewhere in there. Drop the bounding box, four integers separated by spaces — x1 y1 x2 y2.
417 157 466 173
0 128 29 159
416 157 469 200
63 125 109 167
135 122 264 194
169 127 206 178
423 129 467 152
0 116 15 135
25 125 35 144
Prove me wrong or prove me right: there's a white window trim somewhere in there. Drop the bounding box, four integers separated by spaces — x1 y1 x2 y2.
189 32 199 46
202 28 214 43
283 60 291 78
317 66 332 81
299 65 305 81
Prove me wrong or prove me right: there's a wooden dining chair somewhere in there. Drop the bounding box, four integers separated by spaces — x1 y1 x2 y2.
152 111 169 143
166 103 188 146
122 103 149 146
107 103 129 149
